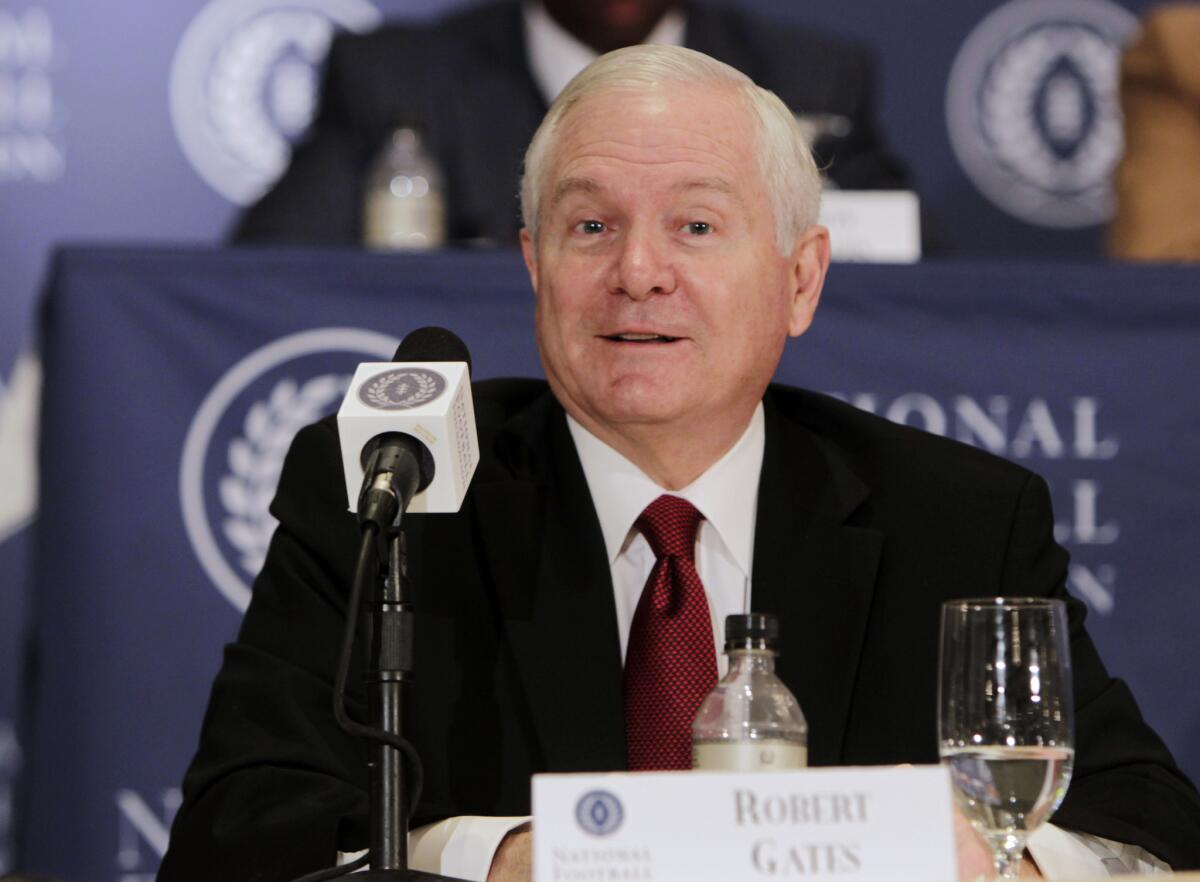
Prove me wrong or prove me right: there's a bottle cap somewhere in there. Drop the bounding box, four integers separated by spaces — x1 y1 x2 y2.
724 612 778 652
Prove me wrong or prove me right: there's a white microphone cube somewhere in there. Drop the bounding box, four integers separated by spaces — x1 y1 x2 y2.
337 361 479 514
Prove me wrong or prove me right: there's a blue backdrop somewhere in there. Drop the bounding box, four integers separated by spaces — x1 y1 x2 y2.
13 246 1200 880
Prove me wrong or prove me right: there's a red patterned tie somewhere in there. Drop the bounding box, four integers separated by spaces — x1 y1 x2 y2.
623 495 718 770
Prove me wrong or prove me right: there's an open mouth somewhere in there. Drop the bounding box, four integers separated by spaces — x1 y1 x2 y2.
602 333 681 344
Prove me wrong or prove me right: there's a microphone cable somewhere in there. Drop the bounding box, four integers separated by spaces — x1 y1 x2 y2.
286 524 425 882
334 522 425 807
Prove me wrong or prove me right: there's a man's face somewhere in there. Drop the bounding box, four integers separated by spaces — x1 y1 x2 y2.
542 0 679 53
522 83 827 450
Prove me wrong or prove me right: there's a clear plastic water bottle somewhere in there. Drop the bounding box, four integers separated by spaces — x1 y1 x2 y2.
362 126 446 250
692 613 808 771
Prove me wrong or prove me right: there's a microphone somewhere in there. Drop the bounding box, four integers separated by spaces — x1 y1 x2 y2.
337 327 479 530
331 327 481 882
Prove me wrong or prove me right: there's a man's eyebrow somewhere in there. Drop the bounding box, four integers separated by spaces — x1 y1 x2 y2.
548 175 742 209
669 176 738 198
550 177 604 206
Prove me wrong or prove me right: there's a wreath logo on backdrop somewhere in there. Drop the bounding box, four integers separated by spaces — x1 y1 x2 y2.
169 0 381 204
180 328 397 613
220 374 345 577
946 0 1136 228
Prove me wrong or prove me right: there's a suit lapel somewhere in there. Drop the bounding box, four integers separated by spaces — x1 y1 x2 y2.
473 397 626 773
752 393 882 767
473 388 882 772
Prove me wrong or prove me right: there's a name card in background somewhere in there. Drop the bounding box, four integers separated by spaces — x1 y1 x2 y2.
819 191 922 263
533 765 955 882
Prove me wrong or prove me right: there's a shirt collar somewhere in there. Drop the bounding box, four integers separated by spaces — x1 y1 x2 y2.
567 403 765 577
523 1 687 104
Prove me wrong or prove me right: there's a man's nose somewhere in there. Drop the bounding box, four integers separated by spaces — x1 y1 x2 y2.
608 228 677 301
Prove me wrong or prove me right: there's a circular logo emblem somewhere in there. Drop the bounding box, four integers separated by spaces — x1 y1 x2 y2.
946 0 1137 228
170 0 381 204
179 328 397 612
358 368 447 411
575 790 624 837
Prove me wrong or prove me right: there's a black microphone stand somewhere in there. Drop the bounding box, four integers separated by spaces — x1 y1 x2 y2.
354 528 467 882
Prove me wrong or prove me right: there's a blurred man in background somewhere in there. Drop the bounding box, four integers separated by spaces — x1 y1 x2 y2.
233 0 910 246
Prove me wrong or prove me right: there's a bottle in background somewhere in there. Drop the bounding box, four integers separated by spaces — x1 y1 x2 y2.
363 126 446 250
692 613 808 771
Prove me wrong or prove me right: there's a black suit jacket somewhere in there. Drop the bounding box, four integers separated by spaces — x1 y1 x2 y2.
160 381 1200 880
233 0 910 246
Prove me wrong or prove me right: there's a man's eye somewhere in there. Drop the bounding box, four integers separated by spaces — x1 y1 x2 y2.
683 221 713 235
575 220 607 234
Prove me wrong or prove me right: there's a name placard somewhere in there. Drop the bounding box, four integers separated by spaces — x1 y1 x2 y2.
533 765 955 882
819 190 922 264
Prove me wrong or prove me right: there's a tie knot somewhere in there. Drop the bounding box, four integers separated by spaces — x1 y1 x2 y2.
636 495 703 562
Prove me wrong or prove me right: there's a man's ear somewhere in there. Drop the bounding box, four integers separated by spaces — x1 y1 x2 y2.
786 224 830 338
520 228 539 291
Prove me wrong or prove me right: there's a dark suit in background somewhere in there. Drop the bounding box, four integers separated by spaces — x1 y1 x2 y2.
159 380 1200 881
233 1 910 246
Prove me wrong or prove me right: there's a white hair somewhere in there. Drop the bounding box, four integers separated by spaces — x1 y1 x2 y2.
519 44 822 253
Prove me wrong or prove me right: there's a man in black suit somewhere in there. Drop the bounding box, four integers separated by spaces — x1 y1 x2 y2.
163 43 1200 882
233 0 910 246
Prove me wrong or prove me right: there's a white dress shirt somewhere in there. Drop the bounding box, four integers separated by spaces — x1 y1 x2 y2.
523 0 685 104
567 405 763 669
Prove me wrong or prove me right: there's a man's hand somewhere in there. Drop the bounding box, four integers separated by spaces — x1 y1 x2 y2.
954 807 1042 881
487 824 532 882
